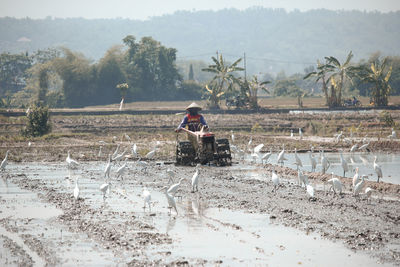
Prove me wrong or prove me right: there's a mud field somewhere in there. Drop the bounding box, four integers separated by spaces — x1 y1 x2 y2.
0 110 400 266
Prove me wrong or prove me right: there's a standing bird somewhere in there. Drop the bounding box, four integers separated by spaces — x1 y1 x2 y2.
277 144 287 166
166 168 175 183
353 175 368 198
99 182 111 200
66 151 79 169
98 146 103 157
0 150 10 171
299 128 303 140
230 130 235 144
112 149 127 163
290 130 294 138
145 149 156 159
306 184 315 199
112 144 120 159
297 169 309 187
335 131 343 143
142 187 152 212
73 178 80 201
339 150 349 177
261 149 272 164
116 158 128 180
350 143 358 154
168 178 185 196
364 187 375 204
191 164 200 193
119 98 124 111
131 143 138 158
163 186 178 215
308 151 317 172
327 173 343 195
271 169 280 192
388 128 397 140
104 154 112 179
320 149 330 174
373 156 383 182
352 167 361 187
247 136 253 152
294 148 303 170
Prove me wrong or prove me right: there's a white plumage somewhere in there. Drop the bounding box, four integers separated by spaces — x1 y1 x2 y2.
373 156 382 182
339 150 349 177
142 188 152 211
327 173 343 195
191 164 200 192
163 186 177 215
116 158 128 179
104 154 112 179
271 169 280 191
294 148 303 170
66 151 79 169
277 144 287 166
168 178 185 196
73 178 80 200
0 150 9 171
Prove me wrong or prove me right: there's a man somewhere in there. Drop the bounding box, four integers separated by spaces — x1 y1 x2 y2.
176 102 208 132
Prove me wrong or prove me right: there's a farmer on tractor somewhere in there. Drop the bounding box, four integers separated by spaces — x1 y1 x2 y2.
175 102 208 133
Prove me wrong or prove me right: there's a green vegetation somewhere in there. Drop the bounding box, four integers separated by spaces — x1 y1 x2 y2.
22 105 51 137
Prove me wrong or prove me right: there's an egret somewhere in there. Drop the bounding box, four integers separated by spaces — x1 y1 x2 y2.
66 151 79 170
339 150 349 177
162 186 178 215
306 184 314 199
231 130 235 143
98 146 103 157
358 142 370 152
261 149 272 164
166 168 175 183
145 149 156 159
271 169 280 191
320 149 330 174
112 144 120 159
327 173 343 195
290 130 294 138
116 158 128 180
251 152 260 163
28 141 32 147
100 182 111 200
364 187 374 204
119 98 124 111
388 128 397 140
353 175 368 198
168 178 185 196
124 133 131 141
352 167 360 187
104 154 112 179
335 131 343 143
131 143 138 158
112 149 127 162
299 128 303 140
247 136 253 152
294 148 303 170
73 178 80 201
350 143 358 154
142 188 152 212
310 145 314 153
373 156 382 182
137 158 149 171
0 150 10 171
191 164 200 193
297 169 308 187
253 143 264 154
308 151 317 172
277 144 287 166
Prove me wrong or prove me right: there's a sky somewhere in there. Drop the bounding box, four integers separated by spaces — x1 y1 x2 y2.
1 0 399 20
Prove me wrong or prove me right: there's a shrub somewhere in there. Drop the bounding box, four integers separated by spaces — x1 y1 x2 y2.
379 111 394 127
22 105 51 137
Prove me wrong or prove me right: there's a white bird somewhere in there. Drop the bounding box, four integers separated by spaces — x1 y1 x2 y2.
73 178 80 201
166 168 175 183
104 154 112 179
253 143 264 154
112 144 120 159
28 141 32 147
251 152 260 163
358 142 370 152
339 150 349 177
308 151 317 172
297 169 308 187
247 136 253 147
168 178 185 196
261 149 272 164
124 133 131 141
99 182 111 200
271 169 280 191
335 131 343 143
66 151 79 170
112 149 127 162
350 143 358 154
294 148 303 170
137 158 149 171
327 173 343 195
191 164 200 192
142 188 152 211
299 128 303 140
98 146 103 157
0 150 9 171
131 143 138 158
388 128 397 140
119 98 124 111
364 187 375 203
230 130 235 143
354 175 368 197
277 144 287 166
163 186 177 215
116 158 128 179
145 149 156 159
373 156 382 182
290 130 294 138
320 149 330 174
352 167 360 187
310 145 314 153
306 184 314 199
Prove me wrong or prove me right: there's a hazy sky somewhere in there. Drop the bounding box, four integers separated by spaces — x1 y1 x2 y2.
1 0 399 20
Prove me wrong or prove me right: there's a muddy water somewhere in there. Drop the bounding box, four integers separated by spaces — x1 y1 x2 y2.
1 162 396 265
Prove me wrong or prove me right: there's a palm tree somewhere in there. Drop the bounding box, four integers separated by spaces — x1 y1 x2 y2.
202 54 244 109
359 57 392 106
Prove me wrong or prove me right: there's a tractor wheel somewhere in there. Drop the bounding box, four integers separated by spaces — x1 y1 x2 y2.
176 141 196 165
215 138 232 166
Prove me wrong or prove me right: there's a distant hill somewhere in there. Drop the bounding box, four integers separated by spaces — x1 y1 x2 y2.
1 8 399 74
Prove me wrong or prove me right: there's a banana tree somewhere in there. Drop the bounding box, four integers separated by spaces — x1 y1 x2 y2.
359 57 392 106
246 75 270 109
204 83 225 109
202 54 244 109
304 60 333 106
